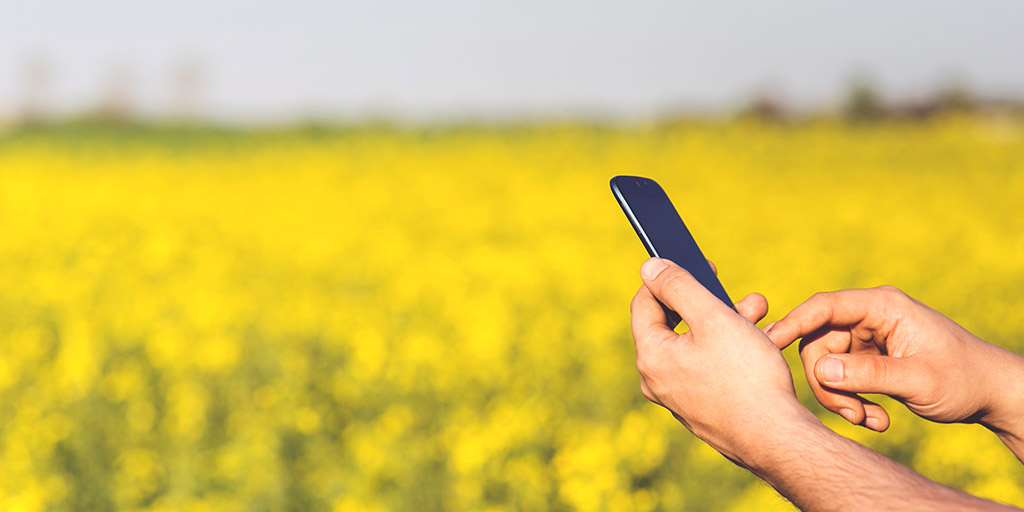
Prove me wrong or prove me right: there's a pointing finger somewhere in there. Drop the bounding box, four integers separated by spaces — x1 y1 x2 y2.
767 290 876 350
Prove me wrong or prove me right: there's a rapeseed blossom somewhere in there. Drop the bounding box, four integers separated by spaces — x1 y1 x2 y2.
0 118 1021 510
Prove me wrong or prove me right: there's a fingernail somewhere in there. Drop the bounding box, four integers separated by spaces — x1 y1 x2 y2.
838 408 857 423
763 321 777 335
641 258 669 280
821 357 844 384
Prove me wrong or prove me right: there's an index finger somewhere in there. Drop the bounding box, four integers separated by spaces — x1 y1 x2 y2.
767 289 877 350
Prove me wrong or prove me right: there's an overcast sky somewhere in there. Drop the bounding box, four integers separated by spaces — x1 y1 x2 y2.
1 0 1023 121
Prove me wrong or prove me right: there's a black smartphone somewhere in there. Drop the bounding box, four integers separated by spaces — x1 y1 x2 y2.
610 175 734 319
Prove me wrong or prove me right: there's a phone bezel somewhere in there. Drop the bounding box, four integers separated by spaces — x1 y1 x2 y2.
610 175 735 310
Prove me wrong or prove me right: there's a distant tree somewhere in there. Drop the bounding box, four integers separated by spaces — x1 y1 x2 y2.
843 75 885 123
97 64 136 123
935 84 974 113
739 93 789 123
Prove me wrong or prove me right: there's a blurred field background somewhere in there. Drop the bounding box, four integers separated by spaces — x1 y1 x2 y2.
1 116 1023 511
4 2 1024 511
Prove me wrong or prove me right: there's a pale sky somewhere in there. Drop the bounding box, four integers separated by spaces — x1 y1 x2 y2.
1 0 1022 121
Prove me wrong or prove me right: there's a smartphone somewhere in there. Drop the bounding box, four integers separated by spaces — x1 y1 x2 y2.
610 175 734 319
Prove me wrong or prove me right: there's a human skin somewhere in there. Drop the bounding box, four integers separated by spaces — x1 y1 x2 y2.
765 286 1024 463
631 258 1020 511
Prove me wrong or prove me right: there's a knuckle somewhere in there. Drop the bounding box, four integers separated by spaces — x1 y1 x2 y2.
640 382 656 402
805 291 835 309
629 289 644 314
636 347 671 379
867 357 889 382
823 400 850 414
875 285 907 301
635 354 653 377
813 387 845 408
660 268 692 294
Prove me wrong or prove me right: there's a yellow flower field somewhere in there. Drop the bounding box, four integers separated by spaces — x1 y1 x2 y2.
0 118 1022 511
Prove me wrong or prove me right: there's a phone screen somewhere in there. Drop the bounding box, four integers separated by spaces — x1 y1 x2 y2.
610 175 734 309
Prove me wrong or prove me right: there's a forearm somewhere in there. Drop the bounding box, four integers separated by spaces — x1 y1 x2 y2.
745 407 1018 511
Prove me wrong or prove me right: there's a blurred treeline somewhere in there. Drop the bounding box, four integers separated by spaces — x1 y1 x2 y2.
3 56 1023 128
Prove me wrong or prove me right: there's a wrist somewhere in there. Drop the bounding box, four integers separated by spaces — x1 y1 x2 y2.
979 349 1024 437
737 407 1011 512
728 399 825 475
979 349 1024 461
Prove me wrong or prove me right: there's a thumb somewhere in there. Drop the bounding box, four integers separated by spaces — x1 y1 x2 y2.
814 354 923 400
640 258 725 329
